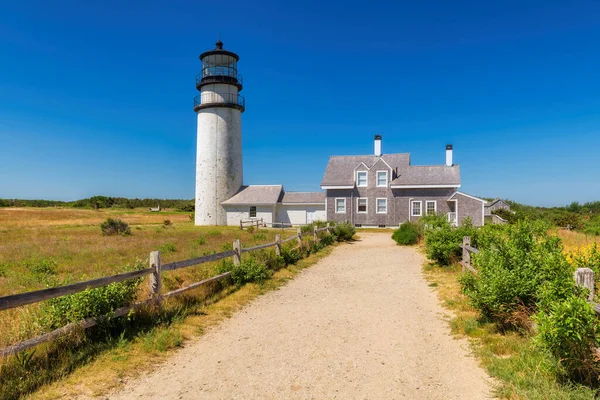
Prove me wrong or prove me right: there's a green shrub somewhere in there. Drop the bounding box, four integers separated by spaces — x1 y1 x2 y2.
162 219 172 228
221 242 233 251
158 242 177 253
252 232 267 241
491 208 517 223
281 245 302 265
189 212 195 221
195 236 206 246
460 221 574 327
229 258 271 285
252 249 285 271
535 295 599 383
424 217 478 266
392 222 420 245
41 261 144 329
0 263 7 277
332 222 355 242
24 258 57 275
100 218 131 236
246 226 255 234
320 234 334 247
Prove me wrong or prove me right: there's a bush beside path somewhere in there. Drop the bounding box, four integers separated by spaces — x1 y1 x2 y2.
110 232 491 400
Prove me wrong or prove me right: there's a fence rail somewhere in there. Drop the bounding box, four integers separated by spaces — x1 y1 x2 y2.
0 223 335 358
460 235 600 315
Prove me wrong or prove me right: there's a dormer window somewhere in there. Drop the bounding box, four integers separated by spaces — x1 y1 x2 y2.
376 171 388 187
356 171 367 187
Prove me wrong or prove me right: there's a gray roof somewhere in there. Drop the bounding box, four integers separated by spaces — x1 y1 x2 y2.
281 192 325 204
390 165 460 187
321 153 460 187
221 185 283 205
485 198 507 207
321 154 410 186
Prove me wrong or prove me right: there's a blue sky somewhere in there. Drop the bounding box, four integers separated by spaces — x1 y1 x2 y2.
1 0 599 206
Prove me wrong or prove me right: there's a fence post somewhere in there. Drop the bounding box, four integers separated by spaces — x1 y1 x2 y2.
275 234 281 256
233 239 241 266
462 236 471 273
297 227 303 247
240 219 243 230
575 268 595 302
313 225 318 242
327 222 333 234
256 219 259 230
149 251 162 305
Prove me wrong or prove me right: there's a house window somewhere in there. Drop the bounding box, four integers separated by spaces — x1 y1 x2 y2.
411 201 422 217
357 198 367 213
356 171 367 187
335 198 346 213
249 206 257 218
426 201 437 215
376 171 388 187
376 198 387 214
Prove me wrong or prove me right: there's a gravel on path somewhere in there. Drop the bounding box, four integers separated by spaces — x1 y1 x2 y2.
112 232 492 400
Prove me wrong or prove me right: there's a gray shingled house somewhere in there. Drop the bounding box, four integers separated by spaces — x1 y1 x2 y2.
320 136 485 227
484 198 511 216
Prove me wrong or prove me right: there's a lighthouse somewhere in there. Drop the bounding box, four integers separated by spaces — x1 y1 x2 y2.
194 40 245 225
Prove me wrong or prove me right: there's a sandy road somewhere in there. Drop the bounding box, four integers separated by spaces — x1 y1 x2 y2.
112 232 491 399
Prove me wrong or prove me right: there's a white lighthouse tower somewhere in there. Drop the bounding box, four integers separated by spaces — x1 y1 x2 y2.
194 40 245 225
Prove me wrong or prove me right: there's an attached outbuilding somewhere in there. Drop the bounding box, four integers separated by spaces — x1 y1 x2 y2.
221 185 326 227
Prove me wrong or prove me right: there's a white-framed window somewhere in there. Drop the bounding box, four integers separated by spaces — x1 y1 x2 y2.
249 206 257 218
335 198 346 214
411 200 422 217
357 198 368 213
426 200 437 215
376 198 387 214
356 171 368 187
376 171 388 187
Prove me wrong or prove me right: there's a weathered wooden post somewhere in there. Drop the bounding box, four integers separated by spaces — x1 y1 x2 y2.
149 251 162 305
256 219 259 230
313 225 318 242
275 234 281 256
233 239 241 266
240 219 243 230
462 236 471 273
575 268 595 302
297 227 303 247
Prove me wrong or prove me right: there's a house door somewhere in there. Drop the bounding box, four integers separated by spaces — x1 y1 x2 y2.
306 208 316 224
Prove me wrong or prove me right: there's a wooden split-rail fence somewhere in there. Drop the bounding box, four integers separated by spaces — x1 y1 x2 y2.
0 224 335 358
460 236 600 315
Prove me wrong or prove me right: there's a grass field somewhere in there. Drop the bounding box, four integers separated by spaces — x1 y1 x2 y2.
0 207 302 346
0 206 318 399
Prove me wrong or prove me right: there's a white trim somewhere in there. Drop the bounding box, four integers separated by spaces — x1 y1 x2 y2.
223 203 278 206
376 198 388 214
481 201 485 226
425 200 437 215
447 191 487 203
356 171 368 188
353 162 370 171
356 197 368 214
320 185 354 189
376 170 388 187
411 200 422 217
334 198 346 214
280 203 325 206
391 184 461 189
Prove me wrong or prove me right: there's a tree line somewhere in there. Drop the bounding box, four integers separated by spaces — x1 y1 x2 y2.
0 196 195 211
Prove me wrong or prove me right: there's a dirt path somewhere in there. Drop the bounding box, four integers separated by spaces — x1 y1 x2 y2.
112 232 491 399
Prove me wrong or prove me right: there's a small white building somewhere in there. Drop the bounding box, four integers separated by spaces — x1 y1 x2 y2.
222 185 326 227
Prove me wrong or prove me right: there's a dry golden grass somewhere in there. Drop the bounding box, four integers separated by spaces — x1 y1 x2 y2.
552 228 600 251
27 242 334 400
0 207 299 349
